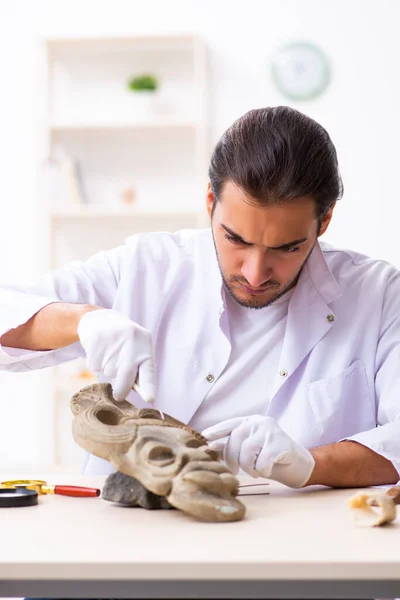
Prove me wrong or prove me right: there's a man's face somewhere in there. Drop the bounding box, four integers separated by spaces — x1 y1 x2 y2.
207 181 334 309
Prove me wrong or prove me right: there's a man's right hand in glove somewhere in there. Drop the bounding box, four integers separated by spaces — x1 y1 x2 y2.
77 308 156 403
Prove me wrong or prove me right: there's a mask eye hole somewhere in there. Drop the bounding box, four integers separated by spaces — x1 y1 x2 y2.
148 445 175 463
185 437 203 449
96 409 120 426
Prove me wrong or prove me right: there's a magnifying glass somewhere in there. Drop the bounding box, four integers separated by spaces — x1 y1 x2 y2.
0 487 38 507
1 479 100 497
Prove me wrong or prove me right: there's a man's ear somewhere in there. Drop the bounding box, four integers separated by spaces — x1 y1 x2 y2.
318 202 336 237
206 182 215 218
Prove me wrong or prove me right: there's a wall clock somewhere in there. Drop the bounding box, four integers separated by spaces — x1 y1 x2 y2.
271 41 331 101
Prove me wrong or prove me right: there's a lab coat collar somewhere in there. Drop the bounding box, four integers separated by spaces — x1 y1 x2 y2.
269 241 343 401
305 241 342 305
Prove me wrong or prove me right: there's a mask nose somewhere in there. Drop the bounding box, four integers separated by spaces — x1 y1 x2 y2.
181 446 214 466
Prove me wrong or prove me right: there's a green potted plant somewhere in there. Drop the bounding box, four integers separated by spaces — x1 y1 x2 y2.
127 74 159 117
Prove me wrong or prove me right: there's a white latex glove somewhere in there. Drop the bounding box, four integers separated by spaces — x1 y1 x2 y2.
77 309 156 403
202 415 315 488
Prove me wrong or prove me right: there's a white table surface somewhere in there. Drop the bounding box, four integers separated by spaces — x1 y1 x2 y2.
0 472 399 598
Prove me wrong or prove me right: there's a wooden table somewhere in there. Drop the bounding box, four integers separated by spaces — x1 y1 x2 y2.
0 473 399 599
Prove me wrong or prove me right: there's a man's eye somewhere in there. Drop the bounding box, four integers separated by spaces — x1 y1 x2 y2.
224 233 243 244
280 246 300 254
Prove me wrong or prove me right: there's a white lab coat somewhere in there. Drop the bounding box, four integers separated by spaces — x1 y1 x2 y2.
1 228 400 477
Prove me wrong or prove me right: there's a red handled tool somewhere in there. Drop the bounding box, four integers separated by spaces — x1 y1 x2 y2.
0 479 100 497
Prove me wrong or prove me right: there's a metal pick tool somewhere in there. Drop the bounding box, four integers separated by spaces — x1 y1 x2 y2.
237 482 270 497
133 382 165 420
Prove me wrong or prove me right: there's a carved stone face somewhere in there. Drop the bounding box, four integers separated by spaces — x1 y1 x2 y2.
71 383 245 522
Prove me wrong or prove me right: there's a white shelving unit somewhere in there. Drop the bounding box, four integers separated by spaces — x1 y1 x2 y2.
50 117 197 131
42 34 210 466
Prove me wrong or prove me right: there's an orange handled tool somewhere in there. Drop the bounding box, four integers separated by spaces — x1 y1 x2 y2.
0 479 100 497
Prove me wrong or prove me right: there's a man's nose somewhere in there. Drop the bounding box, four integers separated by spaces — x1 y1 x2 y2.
241 252 272 288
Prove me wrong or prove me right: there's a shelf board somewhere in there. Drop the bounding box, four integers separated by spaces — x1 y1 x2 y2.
50 117 197 133
50 207 202 220
46 34 198 51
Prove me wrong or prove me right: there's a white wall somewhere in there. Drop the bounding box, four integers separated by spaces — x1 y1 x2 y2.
1 0 399 468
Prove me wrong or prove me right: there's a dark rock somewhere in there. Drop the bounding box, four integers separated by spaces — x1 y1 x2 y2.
102 471 174 510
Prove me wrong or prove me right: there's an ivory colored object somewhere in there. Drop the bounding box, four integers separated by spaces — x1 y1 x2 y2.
348 486 400 527
70 383 245 522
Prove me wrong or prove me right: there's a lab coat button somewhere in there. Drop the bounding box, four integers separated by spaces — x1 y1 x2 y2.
206 373 215 383
326 314 335 323
279 369 288 378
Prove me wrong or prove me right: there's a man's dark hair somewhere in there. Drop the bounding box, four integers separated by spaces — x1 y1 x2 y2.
209 106 343 221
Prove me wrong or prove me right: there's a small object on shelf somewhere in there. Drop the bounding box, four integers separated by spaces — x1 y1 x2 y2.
127 74 158 92
60 154 85 205
121 184 136 205
127 73 159 117
47 144 86 206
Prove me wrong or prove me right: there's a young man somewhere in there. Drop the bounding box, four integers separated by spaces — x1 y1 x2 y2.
1 106 399 489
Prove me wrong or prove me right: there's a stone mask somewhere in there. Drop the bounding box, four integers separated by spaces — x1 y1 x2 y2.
71 383 245 522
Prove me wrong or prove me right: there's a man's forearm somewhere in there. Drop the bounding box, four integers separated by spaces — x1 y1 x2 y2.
306 440 399 487
0 302 101 351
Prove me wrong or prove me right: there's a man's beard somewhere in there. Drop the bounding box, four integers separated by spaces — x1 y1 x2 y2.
223 273 297 309
212 235 316 310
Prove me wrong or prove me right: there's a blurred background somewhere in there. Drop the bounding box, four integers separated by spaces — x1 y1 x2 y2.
0 0 399 471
